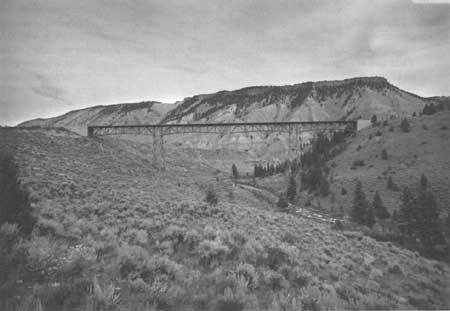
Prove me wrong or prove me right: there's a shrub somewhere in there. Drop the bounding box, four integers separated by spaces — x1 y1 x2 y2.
24 236 59 282
236 263 258 288
353 160 365 167
370 115 377 125
36 218 65 237
386 176 399 191
261 270 288 291
118 245 150 279
92 276 120 310
240 238 265 265
266 247 291 270
341 187 347 195
331 219 344 231
375 130 382 136
388 125 394 132
0 152 36 236
388 264 402 275
381 149 388 160
197 239 230 268
216 284 249 311
287 266 311 288
205 185 218 206
301 296 321 311
277 196 289 211
400 118 410 132
38 278 92 310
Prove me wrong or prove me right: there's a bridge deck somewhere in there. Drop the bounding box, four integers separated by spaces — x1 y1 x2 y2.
88 120 357 137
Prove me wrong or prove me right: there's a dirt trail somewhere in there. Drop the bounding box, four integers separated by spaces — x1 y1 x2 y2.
237 182 335 224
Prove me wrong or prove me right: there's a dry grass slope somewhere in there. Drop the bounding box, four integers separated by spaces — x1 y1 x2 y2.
329 112 450 216
1 127 450 310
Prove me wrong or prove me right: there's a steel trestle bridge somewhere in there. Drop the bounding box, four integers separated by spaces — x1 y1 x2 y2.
88 120 357 168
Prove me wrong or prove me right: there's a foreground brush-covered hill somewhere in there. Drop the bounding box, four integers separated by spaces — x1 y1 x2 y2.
1 128 450 310
18 101 173 136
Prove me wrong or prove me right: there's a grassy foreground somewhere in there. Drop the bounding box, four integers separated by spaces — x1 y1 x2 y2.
1 128 450 310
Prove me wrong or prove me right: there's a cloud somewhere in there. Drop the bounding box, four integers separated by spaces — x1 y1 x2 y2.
0 0 449 125
31 73 65 101
412 0 450 3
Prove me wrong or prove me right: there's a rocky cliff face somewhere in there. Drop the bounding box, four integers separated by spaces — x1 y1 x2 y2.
159 77 429 157
162 77 427 124
19 101 173 135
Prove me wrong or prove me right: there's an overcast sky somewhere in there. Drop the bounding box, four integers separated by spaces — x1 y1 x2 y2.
1 0 449 125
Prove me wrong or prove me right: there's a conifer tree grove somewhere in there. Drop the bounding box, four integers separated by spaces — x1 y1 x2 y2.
415 175 444 247
397 177 444 248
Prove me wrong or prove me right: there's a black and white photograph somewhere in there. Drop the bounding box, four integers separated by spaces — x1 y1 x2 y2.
1 0 450 310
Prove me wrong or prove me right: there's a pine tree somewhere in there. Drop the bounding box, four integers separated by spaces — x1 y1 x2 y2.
445 214 450 239
371 114 377 125
387 176 398 191
373 191 390 219
398 186 415 237
351 180 369 225
277 195 289 211
400 118 410 133
420 174 427 190
319 178 330 197
231 164 239 179
365 204 376 228
205 185 218 206
415 176 444 246
286 175 297 202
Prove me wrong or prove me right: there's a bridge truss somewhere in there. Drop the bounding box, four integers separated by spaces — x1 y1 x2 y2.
88 121 357 168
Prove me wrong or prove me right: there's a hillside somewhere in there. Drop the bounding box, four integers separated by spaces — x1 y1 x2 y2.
18 101 173 136
1 128 450 310
16 77 435 159
162 77 427 124
328 111 450 217
252 112 450 218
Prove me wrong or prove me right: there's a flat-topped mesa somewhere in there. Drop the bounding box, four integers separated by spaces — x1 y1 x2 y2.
311 76 390 88
161 76 406 124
